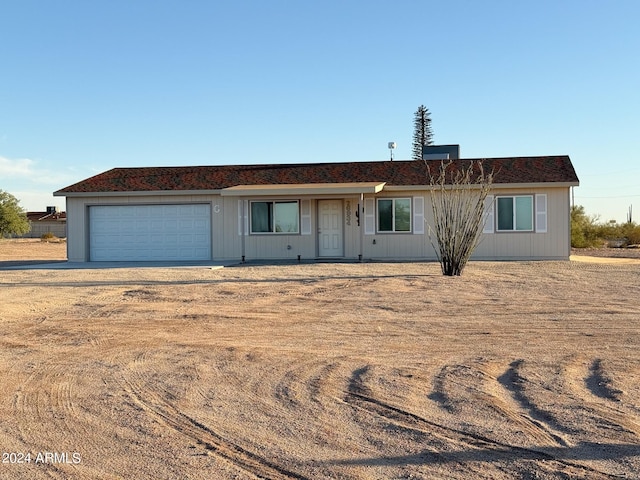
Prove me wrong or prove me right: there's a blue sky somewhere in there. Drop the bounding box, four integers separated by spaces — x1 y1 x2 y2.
1 1 638 222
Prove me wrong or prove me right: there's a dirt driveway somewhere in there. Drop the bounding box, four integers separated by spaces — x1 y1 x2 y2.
1 240 639 479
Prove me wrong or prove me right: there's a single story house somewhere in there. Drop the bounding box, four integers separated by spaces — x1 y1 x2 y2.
15 207 67 239
53 156 579 262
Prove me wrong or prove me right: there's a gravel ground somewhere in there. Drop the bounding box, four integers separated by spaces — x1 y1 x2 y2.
1 239 639 479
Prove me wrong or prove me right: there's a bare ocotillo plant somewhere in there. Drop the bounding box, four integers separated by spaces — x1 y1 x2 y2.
426 160 494 276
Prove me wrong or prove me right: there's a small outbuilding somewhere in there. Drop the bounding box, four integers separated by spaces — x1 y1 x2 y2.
54 156 579 262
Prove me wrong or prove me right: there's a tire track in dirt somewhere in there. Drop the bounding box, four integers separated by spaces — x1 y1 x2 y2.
560 355 640 438
430 360 571 448
345 365 621 479
587 359 624 402
274 359 345 409
306 361 344 406
120 374 309 480
0 283 69 323
121 349 367 479
186 362 214 406
434 358 640 474
121 348 313 479
8 358 90 478
496 359 572 446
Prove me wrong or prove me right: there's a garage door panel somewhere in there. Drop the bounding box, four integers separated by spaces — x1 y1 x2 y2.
164 233 179 244
194 218 208 229
133 205 150 216
89 204 211 261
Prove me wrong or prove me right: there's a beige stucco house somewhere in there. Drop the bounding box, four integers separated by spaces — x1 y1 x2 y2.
53 156 579 262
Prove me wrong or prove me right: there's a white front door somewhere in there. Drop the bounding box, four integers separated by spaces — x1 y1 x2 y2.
318 199 344 257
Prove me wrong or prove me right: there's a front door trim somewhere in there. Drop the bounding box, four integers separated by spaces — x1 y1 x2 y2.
317 199 344 257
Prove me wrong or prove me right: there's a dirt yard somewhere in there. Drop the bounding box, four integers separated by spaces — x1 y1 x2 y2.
1 240 639 479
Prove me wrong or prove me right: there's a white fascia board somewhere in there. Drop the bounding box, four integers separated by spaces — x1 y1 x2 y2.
383 182 578 192
220 182 386 196
489 182 579 189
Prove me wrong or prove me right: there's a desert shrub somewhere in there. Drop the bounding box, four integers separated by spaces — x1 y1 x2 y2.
41 232 57 242
571 205 603 248
596 221 618 241
572 205 640 248
619 222 640 246
427 160 494 276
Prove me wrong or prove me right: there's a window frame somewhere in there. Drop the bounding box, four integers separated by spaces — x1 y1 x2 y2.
376 197 412 233
495 195 534 232
249 200 300 234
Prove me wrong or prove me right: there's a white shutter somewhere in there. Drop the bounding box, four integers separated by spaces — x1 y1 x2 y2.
413 196 425 234
300 199 311 235
536 194 547 233
364 198 375 235
238 200 248 235
483 195 495 233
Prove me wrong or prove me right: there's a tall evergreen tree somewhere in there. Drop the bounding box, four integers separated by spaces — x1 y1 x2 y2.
412 105 433 160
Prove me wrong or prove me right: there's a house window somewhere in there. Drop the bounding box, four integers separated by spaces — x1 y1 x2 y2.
377 198 411 232
250 201 299 234
496 196 533 231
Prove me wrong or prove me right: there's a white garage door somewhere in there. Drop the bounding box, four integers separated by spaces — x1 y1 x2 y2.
89 204 211 261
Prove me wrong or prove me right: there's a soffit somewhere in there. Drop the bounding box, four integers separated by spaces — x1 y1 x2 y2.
220 182 386 196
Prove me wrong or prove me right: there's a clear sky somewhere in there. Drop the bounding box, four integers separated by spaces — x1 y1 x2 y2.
1 1 638 222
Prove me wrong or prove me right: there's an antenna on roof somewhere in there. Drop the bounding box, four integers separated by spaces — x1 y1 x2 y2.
388 142 396 161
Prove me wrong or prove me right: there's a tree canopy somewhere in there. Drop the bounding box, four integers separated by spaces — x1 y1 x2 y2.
0 190 31 238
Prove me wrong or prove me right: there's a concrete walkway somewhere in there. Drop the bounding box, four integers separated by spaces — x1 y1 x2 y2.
0 260 240 270
570 255 640 265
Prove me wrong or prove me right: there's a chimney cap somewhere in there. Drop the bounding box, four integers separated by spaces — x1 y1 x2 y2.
422 144 460 160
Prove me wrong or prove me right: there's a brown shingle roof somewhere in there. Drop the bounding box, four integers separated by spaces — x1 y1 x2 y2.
54 156 578 194
26 211 67 221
